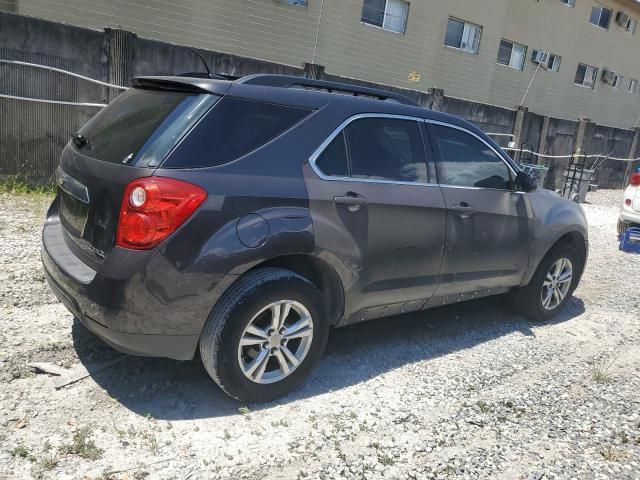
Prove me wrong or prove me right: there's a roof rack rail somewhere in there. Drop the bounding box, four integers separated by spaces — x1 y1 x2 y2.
237 74 418 106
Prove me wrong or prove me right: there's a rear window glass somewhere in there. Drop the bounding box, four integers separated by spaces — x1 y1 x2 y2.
76 89 216 166
165 98 312 168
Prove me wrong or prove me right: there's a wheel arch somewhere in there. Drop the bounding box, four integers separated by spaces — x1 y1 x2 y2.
245 254 345 326
526 230 588 286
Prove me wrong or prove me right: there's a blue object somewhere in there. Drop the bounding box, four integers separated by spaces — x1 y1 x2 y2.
620 227 640 254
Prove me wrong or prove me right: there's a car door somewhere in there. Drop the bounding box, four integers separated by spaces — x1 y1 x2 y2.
303 114 447 323
428 122 532 297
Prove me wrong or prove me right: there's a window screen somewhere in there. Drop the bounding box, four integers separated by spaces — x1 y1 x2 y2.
316 132 349 177
433 125 511 190
497 40 526 70
445 18 481 54
362 0 409 33
590 5 612 29
166 98 311 168
345 118 428 183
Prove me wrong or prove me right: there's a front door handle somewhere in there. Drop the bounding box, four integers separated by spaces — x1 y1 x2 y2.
334 194 368 211
451 203 475 218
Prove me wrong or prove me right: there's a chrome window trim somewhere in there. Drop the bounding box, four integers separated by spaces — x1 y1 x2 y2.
308 113 437 186
309 113 523 193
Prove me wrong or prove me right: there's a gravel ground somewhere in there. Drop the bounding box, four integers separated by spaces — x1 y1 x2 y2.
0 189 639 480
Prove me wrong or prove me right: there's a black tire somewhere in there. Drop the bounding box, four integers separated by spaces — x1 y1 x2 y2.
512 243 583 322
199 268 328 402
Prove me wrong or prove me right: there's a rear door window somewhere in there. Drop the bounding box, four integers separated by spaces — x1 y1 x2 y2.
313 117 430 184
315 132 349 177
166 98 312 168
76 88 215 166
346 118 428 183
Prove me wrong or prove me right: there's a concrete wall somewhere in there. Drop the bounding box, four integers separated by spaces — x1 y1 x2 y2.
6 0 640 129
0 11 637 189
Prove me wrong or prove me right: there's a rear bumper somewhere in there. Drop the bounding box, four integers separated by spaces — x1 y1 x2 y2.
619 209 640 225
43 242 199 360
41 211 235 361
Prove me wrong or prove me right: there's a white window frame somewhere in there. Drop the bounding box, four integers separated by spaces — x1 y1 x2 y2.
561 0 576 7
575 63 598 89
590 4 613 30
628 79 638 94
624 18 638 34
361 0 410 35
547 53 562 72
444 17 482 54
613 74 624 89
497 39 527 71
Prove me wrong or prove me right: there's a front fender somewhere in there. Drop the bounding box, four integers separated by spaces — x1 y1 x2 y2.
522 190 589 286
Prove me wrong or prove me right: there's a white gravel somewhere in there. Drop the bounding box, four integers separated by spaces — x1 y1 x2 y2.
0 189 639 480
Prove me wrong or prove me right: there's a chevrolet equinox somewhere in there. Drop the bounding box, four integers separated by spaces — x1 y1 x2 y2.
42 74 588 401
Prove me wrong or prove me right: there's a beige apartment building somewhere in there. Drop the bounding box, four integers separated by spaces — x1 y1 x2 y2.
4 0 640 128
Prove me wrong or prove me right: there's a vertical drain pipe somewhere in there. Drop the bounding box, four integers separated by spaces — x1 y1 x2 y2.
311 0 325 67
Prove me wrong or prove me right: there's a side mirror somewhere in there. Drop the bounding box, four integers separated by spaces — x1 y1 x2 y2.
516 171 538 193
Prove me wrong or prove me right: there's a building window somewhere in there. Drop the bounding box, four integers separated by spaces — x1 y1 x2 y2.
617 12 638 34
629 79 638 94
575 63 598 89
547 54 562 72
281 0 307 5
361 0 410 34
590 4 613 29
497 39 527 71
561 0 576 7
613 74 624 88
444 18 482 54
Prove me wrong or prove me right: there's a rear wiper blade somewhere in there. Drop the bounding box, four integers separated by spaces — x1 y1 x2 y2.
70 132 89 149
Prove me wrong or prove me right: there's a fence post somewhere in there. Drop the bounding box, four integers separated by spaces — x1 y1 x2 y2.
575 117 591 153
624 127 640 186
538 116 550 158
302 62 325 80
511 106 528 163
428 88 445 112
105 28 136 101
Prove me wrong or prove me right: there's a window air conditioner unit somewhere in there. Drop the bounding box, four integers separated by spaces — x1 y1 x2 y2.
602 69 616 85
531 49 548 64
617 11 630 27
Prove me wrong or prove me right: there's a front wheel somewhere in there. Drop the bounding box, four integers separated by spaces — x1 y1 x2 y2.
513 243 583 322
199 268 328 402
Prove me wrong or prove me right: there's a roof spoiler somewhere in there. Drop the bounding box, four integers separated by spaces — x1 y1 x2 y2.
131 76 232 95
237 74 419 106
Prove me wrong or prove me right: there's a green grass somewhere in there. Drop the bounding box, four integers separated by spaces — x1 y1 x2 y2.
59 427 104 460
0 179 56 196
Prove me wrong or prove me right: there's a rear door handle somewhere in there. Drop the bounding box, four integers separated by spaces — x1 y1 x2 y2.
334 194 367 211
451 204 475 218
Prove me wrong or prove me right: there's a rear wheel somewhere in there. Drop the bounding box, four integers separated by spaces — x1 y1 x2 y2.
513 243 582 322
199 268 328 402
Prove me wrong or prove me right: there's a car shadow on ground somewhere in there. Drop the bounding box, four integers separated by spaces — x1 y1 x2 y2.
71 295 585 420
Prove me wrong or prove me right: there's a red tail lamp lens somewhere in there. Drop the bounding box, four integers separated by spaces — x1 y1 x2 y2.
631 173 640 186
116 177 207 250
625 199 632 206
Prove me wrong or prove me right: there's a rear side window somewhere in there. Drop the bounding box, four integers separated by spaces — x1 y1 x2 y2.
432 125 512 190
313 117 429 184
166 98 312 168
76 89 215 166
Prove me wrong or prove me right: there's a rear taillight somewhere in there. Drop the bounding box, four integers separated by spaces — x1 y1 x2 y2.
116 177 207 250
631 173 640 186
626 199 633 207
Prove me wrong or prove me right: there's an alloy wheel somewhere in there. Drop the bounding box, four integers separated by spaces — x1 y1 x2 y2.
237 300 313 384
540 258 573 311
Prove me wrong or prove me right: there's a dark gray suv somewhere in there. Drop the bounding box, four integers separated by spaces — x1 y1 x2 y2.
42 74 588 401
